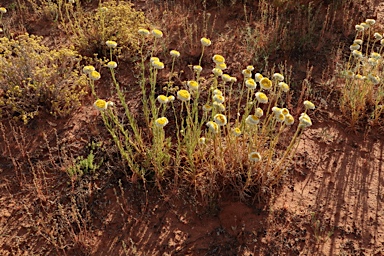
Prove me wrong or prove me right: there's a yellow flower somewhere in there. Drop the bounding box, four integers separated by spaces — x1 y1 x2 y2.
245 78 257 89
374 33 383 40
273 73 284 82
83 65 95 75
150 57 160 64
259 77 272 90
242 69 252 78
201 37 212 46
152 60 164 69
275 112 285 122
360 22 369 29
213 89 223 96
255 92 268 103
157 95 169 104
170 50 180 57
212 54 225 64
232 127 242 136
94 99 108 111
193 65 203 73
107 61 117 69
212 68 223 76
152 29 163 38
177 90 191 101
254 73 263 82
222 74 231 82
304 100 315 110
352 50 363 58
213 94 225 104
106 40 117 48
249 152 261 162
155 117 169 128
299 113 312 128
284 114 294 125
0 7 6 14
206 121 219 133
255 107 263 117
213 102 225 112
355 24 364 31
203 104 212 112
350 44 360 51
354 39 363 45
246 65 254 71
366 19 376 26
279 82 289 92
89 70 101 80
216 62 227 70
187 80 199 91
214 114 227 126
168 95 175 102
230 76 237 83
281 108 290 116
272 106 282 115
199 137 206 145
371 52 381 59
138 28 150 36
245 115 260 125
355 74 365 80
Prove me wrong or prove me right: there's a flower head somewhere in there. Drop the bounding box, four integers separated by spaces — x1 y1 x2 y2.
354 39 363 45
155 117 169 128
168 95 175 102
187 80 199 91
177 90 191 101
245 115 260 125
371 52 381 60
249 152 261 162
245 78 257 89
275 112 285 122
360 22 369 29
213 89 223 96
214 114 227 126
246 65 254 71
89 70 101 80
374 32 383 40
281 108 290 116
150 57 160 64
350 44 360 51
304 100 315 110
107 61 117 69
212 54 225 64
199 137 206 145
273 73 284 81
255 92 268 103
170 50 180 58
352 50 363 58
272 106 282 115
201 37 212 46
299 113 312 128
232 127 242 137
94 99 108 111
355 24 364 31
254 73 263 82
222 74 231 82
203 104 212 112
193 65 203 73
366 19 376 26
242 69 252 78
152 29 163 38
0 7 7 14
259 77 272 90
106 40 117 48
279 82 289 92
152 60 165 69
138 28 150 36
213 102 226 112
216 62 227 70
230 76 237 83
284 114 294 125
213 94 225 104
212 68 223 76
206 121 219 133
83 65 95 75
255 107 263 117
157 95 169 104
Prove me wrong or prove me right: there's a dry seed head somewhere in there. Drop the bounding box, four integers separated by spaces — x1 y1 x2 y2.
249 152 262 162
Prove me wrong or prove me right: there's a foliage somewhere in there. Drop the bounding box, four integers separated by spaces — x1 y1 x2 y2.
0 33 88 123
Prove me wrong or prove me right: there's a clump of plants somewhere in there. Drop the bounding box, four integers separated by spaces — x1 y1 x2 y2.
0 33 88 123
67 0 149 60
339 18 384 126
84 30 315 201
